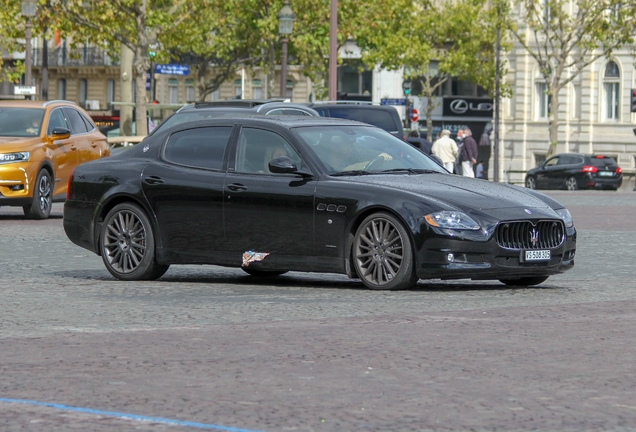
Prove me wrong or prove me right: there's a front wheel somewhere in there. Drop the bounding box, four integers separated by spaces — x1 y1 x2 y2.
353 212 417 290
23 169 52 219
101 202 169 281
499 276 549 286
525 176 536 190
565 176 578 191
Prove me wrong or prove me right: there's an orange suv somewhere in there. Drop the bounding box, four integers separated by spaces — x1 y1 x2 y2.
0 100 110 219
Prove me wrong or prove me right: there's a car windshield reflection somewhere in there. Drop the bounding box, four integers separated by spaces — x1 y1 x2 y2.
294 125 446 175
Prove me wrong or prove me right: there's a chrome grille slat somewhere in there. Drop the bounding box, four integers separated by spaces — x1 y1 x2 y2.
495 220 565 250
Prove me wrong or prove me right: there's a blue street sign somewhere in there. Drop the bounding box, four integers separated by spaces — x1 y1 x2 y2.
381 98 407 106
154 64 190 76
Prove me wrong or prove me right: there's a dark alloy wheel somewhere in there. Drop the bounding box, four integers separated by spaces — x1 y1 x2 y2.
565 176 578 191
23 169 52 219
499 276 549 286
353 212 417 290
101 203 169 281
241 268 288 277
525 176 536 190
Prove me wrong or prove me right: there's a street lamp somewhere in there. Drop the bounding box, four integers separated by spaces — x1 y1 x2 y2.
277 1 295 98
21 0 37 100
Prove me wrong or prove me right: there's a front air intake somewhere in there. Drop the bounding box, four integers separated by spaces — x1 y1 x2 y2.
495 220 565 250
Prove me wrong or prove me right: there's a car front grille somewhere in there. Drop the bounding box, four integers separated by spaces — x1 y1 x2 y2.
495 220 565 250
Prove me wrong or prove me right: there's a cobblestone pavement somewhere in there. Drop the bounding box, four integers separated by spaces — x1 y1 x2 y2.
0 190 635 431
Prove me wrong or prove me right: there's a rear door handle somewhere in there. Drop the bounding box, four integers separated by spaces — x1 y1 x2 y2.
143 175 164 185
227 183 247 192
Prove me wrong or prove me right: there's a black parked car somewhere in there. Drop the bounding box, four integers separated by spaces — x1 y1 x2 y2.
525 153 622 191
64 116 576 290
310 102 405 140
150 99 319 136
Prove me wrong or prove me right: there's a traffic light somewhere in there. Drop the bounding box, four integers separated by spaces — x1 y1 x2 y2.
631 89 636 113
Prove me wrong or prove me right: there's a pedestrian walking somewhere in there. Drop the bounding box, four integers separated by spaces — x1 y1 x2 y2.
460 128 478 178
455 129 464 175
476 160 485 179
431 129 458 173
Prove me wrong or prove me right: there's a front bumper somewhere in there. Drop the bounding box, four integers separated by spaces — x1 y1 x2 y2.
0 162 35 205
415 227 576 281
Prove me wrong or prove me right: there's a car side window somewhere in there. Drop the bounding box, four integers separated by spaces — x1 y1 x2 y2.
235 127 302 174
558 155 571 165
46 109 70 135
544 156 559 167
80 112 96 132
164 126 232 170
65 108 89 135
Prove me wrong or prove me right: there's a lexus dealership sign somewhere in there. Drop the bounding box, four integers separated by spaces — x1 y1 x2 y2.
443 97 493 118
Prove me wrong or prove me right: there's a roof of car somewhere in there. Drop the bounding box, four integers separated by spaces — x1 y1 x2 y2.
310 102 396 111
175 99 318 114
159 114 374 129
0 99 76 108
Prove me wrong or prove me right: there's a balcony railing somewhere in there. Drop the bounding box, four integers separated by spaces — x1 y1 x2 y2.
32 47 119 67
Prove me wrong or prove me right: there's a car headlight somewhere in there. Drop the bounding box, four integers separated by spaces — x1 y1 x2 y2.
555 208 574 227
0 152 30 164
424 211 480 230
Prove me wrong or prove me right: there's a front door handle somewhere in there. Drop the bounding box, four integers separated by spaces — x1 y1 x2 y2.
143 175 164 185
227 183 247 192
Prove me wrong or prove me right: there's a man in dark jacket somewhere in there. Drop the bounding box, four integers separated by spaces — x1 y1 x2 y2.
406 130 433 155
460 128 478 177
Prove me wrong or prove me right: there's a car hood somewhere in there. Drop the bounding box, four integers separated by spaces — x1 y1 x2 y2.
0 136 41 150
347 173 562 218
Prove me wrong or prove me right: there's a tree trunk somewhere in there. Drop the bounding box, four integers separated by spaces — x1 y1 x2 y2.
266 43 276 99
134 46 149 137
197 63 209 102
547 85 560 157
425 96 435 142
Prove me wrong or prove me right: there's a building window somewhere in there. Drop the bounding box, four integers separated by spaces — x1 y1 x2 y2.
168 78 178 104
209 87 220 101
234 79 242 99
536 81 550 119
107 79 115 110
57 79 66 100
185 79 195 102
79 79 88 108
252 79 263 99
603 61 620 120
337 60 372 98
286 80 294 101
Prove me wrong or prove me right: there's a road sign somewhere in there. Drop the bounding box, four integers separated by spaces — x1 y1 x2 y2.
154 64 190 76
14 86 36 96
410 108 419 122
381 98 407 106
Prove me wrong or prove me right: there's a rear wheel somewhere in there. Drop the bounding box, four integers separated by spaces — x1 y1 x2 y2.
23 169 53 220
525 176 536 190
353 212 417 290
101 203 169 281
241 268 288 277
499 276 549 286
565 176 578 191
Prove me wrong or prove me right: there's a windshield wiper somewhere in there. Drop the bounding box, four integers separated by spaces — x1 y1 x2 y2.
330 170 372 176
379 168 443 174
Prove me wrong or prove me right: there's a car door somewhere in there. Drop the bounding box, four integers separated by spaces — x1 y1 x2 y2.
223 126 316 267
141 125 234 261
63 107 95 165
535 156 560 189
44 107 77 198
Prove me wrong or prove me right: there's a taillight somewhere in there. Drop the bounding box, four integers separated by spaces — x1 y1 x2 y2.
616 167 622 174
66 170 74 200
580 165 598 173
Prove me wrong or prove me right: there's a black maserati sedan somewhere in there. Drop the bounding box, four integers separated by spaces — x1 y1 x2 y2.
64 116 576 290
525 153 623 191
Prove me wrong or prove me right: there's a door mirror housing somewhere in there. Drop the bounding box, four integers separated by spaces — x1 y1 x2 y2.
50 127 71 140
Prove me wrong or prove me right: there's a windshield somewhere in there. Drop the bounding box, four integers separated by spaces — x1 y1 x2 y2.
0 108 45 137
294 125 446 175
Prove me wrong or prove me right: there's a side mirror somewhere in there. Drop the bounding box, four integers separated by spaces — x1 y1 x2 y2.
50 127 71 140
268 156 312 177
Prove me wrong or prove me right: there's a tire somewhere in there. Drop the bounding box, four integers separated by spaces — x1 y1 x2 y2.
565 176 578 191
525 176 536 190
23 169 53 220
499 276 549 286
353 212 417 290
100 202 169 281
241 268 288 277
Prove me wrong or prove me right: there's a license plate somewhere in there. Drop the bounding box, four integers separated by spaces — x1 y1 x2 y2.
598 171 614 177
523 250 551 262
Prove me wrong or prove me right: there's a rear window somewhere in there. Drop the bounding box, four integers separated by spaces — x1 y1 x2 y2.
588 156 618 167
319 107 399 132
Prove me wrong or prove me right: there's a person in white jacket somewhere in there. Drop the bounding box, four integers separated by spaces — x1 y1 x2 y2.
431 129 459 173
